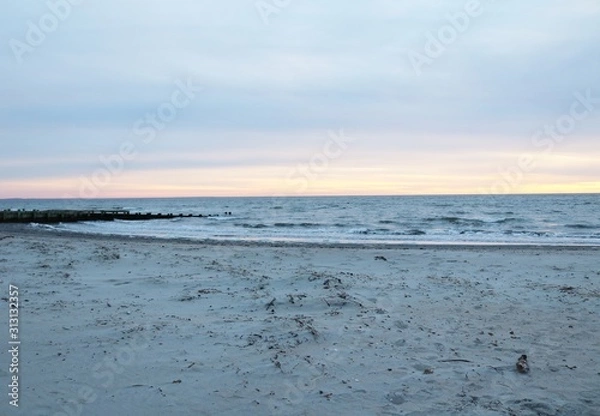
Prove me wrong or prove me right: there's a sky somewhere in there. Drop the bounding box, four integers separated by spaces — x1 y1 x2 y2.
1 0 599 198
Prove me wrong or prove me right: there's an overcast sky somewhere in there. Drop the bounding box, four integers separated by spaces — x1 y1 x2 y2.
1 0 599 198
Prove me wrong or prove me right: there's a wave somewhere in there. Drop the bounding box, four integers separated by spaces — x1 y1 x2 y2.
425 216 524 226
237 223 269 229
238 222 323 229
273 222 321 228
29 223 58 231
350 228 393 235
493 217 523 224
425 216 485 226
503 230 552 237
484 211 515 216
274 222 295 228
565 224 598 230
459 229 490 235
403 229 426 236
349 228 426 236
300 223 320 228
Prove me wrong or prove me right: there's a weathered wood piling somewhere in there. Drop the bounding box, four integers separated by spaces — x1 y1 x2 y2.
0 210 218 224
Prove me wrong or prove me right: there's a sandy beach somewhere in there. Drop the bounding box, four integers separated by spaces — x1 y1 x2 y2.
0 228 599 415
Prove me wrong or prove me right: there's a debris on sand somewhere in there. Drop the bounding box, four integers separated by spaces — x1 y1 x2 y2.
293 316 319 339
265 298 276 311
516 354 530 373
323 277 343 289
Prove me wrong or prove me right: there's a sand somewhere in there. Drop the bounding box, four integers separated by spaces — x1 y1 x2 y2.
0 228 599 415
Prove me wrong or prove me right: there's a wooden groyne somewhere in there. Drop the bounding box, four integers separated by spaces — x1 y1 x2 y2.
0 210 224 224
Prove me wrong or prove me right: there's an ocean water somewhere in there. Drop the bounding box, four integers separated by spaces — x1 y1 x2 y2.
1 194 599 246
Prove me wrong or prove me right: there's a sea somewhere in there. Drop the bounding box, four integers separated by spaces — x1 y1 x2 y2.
1 194 599 246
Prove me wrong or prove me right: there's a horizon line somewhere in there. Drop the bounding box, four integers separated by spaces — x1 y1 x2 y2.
1 191 599 200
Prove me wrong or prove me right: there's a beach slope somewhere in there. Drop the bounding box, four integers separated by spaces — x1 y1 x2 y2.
0 231 599 415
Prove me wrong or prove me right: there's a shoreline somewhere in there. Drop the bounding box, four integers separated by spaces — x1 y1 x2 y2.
2 223 599 251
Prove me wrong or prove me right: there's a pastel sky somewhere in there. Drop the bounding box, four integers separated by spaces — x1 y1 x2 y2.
1 0 599 198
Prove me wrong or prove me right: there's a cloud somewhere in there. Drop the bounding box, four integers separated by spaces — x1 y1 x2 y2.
1 0 599 196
